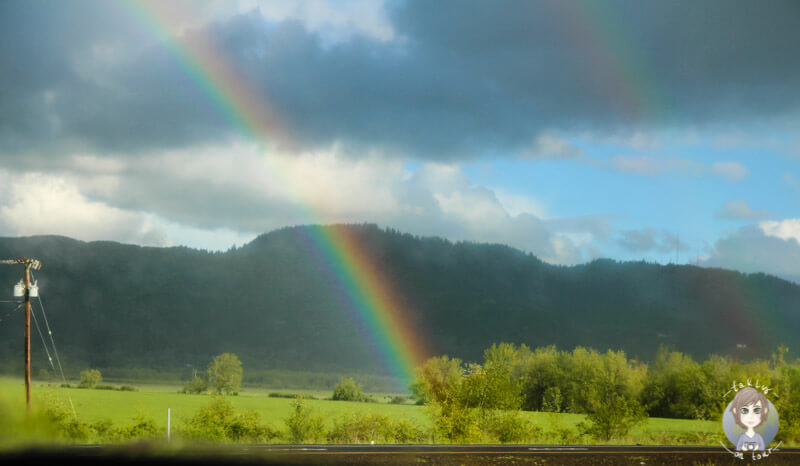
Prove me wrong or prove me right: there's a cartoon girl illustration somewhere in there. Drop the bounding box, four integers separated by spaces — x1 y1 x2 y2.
731 387 769 451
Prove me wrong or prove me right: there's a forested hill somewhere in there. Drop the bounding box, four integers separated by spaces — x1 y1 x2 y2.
0 224 797 374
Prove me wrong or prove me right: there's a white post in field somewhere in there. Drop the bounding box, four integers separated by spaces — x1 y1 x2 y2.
167 408 171 441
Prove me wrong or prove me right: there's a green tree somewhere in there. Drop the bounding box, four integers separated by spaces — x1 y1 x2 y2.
79 369 102 388
521 345 572 411
641 346 702 419
774 361 800 443
412 355 464 405
693 354 731 420
207 353 243 395
583 350 647 440
414 345 528 443
463 343 523 410
414 355 477 441
332 377 369 402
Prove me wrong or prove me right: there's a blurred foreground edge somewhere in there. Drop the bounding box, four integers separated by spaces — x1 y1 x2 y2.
3 444 800 465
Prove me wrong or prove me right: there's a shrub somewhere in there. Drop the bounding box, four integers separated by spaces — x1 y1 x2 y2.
118 385 138 392
327 412 427 444
88 414 163 442
582 351 647 440
389 395 409 404
181 376 208 394
415 347 527 443
480 409 535 443
284 398 325 443
78 369 102 389
122 413 162 440
41 396 91 441
90 419 120 442
427 401 480 443
181 396 278 442
327 412 390 443
332 377 371 402
94 384 115 390
391 418 429 444
551 425 580 444
269 392 318 400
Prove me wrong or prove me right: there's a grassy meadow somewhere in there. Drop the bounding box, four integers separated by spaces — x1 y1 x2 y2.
0 376 724 448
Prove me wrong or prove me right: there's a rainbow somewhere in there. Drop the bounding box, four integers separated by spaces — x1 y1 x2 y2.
123 0 428 385
554 1 665 121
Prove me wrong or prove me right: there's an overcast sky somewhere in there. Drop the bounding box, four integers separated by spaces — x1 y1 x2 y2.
1 0 799 282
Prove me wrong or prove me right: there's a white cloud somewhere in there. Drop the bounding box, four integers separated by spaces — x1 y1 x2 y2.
153 215 256 251
716 200 773 220
164 0 395 43
493 190 548 218
0 143 607 264
704 224 800 283
434 189 505 225
759 219 800 244
0 172 167 246
406 164 587 263
518 132 582 159
711 161 749 182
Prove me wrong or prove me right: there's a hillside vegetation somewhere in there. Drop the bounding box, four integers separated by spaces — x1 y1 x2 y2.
0 224 797 378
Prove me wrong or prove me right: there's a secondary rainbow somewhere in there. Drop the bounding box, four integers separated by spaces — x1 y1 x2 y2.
123 0 428 385
555 1 666 120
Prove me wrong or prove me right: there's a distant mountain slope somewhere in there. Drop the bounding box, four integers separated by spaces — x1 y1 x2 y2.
0 224 797 374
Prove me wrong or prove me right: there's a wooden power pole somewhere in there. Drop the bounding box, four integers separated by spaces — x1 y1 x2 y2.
2 258 42 411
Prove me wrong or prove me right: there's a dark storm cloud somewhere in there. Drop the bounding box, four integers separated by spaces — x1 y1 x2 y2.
1 0 799 158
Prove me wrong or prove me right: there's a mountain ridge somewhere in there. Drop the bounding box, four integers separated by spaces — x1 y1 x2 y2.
0 224 797 376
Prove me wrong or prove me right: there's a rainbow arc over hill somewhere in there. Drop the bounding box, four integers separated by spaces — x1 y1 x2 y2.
124 0 429 385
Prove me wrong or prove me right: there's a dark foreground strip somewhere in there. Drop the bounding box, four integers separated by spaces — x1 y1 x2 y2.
2 444 798 465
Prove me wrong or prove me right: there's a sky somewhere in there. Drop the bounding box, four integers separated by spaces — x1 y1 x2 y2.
1 0 799 282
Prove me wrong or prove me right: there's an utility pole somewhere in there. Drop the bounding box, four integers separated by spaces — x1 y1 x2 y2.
2 258 42 411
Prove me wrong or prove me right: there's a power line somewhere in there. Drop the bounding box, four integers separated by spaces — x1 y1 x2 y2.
29 270 75 416
30 301 55 372
0 302 23 324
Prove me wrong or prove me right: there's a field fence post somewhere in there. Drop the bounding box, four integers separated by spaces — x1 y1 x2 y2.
168 408 171 442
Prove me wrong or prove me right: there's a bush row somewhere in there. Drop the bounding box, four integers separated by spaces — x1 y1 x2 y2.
59 383 138 392
412 342 800 443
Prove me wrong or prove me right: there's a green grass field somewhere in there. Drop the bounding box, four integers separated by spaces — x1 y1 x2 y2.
0 376 723 447
0 376 429 430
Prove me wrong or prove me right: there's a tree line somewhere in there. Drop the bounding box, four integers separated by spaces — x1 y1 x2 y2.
412 343 800 442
